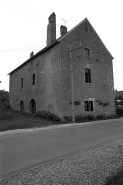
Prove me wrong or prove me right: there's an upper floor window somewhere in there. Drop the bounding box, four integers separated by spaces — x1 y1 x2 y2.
84 100 93 111
32 73 35 85
85 68 91 83
85 26 88 32
21 77 23 88
84 48 90 59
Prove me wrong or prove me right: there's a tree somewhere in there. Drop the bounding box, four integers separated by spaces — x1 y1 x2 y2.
0 90 9 108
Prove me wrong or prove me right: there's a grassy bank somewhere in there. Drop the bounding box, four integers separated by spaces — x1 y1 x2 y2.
0 108 60 132
0 107 121 132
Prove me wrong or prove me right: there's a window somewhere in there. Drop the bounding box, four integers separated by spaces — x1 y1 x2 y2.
84 48 90 59
96 51 100 62
89 101 93 111
84 100 93 111
85 26 88 32
84 100 88 111
85 68 91 83
32 73 35 85
21 77 23 88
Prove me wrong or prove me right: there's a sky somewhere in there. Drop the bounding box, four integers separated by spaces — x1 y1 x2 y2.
0 0 123 91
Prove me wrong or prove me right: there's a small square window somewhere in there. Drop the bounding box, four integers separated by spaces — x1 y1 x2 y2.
32 73 35 85
85 68 91 83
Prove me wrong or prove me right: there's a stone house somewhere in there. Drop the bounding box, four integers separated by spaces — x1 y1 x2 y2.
9 12 115 121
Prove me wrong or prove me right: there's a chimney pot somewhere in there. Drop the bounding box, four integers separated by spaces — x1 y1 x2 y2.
60 25 67 37
30 51 34 58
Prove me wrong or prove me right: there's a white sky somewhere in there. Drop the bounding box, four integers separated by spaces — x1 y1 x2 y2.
0 0 123 91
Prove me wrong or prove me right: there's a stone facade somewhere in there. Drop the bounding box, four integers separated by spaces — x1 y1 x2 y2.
9 13 115 120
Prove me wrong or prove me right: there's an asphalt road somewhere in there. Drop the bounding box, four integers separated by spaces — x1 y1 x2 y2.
0 118 123 179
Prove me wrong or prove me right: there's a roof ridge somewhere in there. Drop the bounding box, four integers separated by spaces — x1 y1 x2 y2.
86 19 113 59
58 18 87 41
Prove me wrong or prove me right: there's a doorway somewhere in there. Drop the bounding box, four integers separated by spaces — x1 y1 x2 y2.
20 101 24 112
29 99 36 114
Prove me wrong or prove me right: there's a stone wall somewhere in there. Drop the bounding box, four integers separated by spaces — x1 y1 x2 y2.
9 18 115 119
59 19 115 117
9 44 63 118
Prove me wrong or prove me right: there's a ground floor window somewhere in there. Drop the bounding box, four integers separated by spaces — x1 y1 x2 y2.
84 100 93 111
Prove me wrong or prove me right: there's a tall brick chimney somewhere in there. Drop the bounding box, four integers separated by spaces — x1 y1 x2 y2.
60 25 67 37
47 12 56 46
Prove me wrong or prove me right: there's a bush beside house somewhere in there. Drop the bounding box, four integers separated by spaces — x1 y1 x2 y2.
115 92 123 117
0 90 9 108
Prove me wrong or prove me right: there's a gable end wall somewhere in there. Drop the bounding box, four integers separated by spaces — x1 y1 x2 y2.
60 19 115 117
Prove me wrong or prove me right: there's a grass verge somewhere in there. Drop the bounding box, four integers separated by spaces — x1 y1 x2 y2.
0 107 121 132
0 108 60 132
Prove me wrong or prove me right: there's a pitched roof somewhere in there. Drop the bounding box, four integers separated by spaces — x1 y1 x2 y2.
9 17 113 75
58 18 113 59
8 41 58 75
58 18 87 42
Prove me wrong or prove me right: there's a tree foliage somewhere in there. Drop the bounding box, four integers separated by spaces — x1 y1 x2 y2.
115 94 123 116
0 90 9 108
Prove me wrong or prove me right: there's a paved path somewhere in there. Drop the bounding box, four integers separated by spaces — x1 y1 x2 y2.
0 118 123 179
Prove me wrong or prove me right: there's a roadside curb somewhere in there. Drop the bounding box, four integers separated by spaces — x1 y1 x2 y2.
0 117 122 137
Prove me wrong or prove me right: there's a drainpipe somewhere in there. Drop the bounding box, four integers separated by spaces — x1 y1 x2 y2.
59 44 63 120
102 81 106 117
69 44 75 123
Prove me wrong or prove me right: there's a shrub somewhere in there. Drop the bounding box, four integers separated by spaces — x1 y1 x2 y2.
116 105 123 117
75 114 84 122
63 116 72 122
116 109 123 117
69 114 117 123
1 101 10 108
95 114 104 120
36 110 60 121
0 90 9 108
75 114 95 122
47 111 60 121
86 114 95 120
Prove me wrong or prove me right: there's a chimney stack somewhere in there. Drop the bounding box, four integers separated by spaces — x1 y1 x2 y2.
60 25 67 37
30 51 34 58
47 12 56 46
